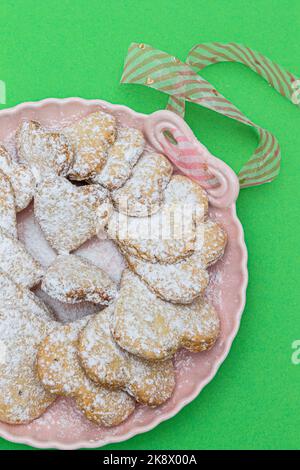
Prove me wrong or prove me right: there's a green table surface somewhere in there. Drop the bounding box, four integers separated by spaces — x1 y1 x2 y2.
1 0 300 451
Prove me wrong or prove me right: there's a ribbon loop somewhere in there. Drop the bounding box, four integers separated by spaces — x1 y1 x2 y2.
121 42 299 189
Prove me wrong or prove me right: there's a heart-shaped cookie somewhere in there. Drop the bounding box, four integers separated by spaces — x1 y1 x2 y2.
92 126 145 190
0 171 17 237
108 209 196 264
0 145 35 212
64 111 117 181
162 175 208 224
0 270 54 322
111 153 173 216
34 175 110 253
199 220 228 266
16 120 73 183
37 318 135 426
0 300 56 423
108 209 196 263
79 305 175 406
0 228 44 289
42 254 117 305
112 270 220 361
125 251 208 305
108 175 209 264
125 220 227 304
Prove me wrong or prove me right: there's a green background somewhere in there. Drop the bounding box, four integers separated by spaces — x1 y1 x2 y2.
1 0 300 450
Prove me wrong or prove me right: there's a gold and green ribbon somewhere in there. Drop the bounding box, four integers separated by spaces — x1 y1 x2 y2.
121 42 299 188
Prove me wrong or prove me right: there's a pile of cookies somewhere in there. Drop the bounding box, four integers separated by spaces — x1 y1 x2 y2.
0 110 227 427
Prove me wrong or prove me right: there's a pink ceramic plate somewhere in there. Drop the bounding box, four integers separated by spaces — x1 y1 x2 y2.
0 98 247 449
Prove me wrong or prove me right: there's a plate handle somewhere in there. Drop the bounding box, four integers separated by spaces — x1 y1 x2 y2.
144 110 239 208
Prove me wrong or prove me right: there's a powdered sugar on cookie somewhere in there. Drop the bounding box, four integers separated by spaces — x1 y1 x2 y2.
64 111 116 181
42 254 117 305
164 175 208 224
112 270 220 361
16 120 73 183
0 171 17 237
0 270 54 322
0 145 35 212
34 175 110 253
111 153 173 216
0 228 44 288
79 305 175 406
125 220 227 304
125 251 209 304
107 207 196 264
107 175 210 264
0 304 56 424
37 319 135 426
92 126 145 190
199 220 227 266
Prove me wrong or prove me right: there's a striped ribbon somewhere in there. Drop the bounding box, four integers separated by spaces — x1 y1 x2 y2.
160 127 221 190
121 42 300 188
